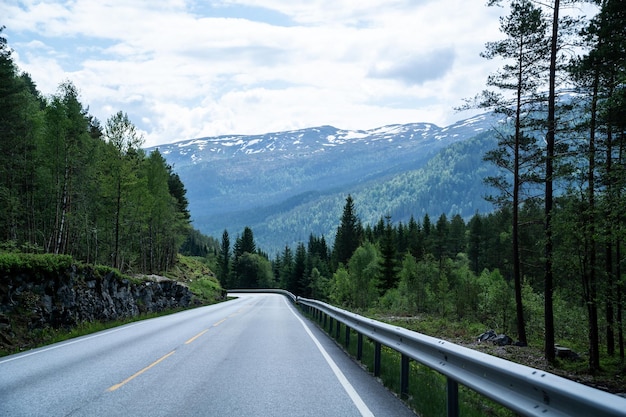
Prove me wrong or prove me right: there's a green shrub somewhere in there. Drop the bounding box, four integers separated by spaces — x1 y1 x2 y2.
189 277 222 301
0 252 74 274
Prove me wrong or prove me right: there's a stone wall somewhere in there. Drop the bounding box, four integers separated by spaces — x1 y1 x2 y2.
0 264 196 333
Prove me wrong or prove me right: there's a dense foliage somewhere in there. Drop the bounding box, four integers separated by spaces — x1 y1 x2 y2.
0 27 192 273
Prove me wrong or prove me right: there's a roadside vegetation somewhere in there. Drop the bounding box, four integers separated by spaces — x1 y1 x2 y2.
163 254 225 301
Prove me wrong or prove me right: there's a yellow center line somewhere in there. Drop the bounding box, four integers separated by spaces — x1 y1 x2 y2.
107 350 175 392
185 329 209 345
213 318 227 327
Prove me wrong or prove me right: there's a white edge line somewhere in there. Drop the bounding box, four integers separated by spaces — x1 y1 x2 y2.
284 297 375 417
0 321 145 365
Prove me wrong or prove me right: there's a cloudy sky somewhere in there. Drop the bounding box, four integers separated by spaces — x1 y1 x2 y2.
3 0 511 147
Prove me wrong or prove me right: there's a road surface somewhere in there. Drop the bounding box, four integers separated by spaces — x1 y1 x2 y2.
0 293 416 416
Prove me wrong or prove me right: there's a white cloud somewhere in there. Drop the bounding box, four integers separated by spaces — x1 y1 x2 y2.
3 0 519 147
369 48 457 85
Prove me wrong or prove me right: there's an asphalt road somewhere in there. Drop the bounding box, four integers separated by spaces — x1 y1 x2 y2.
0 293 416 416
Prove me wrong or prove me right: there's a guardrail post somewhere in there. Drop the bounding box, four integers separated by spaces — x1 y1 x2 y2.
335 320 341 339
345 326 350 349
329 316 334 333
323 312 327 329
401 354 410 400
447 378 459 417
357 333 363 360
374 341 381 377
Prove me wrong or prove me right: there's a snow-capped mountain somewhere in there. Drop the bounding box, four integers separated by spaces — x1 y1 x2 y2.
147 111 501 252
154 112 497 165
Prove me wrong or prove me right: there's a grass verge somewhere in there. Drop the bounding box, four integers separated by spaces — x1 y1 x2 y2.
0 307 190 357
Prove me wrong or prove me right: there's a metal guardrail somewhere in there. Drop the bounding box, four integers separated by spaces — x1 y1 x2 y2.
228 290 626 417
227 288 297 303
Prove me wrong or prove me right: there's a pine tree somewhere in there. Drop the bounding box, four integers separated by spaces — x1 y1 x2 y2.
294 242 309 296
238 226 256 255
406 215 421 259
218 230 230 287
233 226 257 287
467 214 484 274
333 195 361 266
379 215 398 292
543 0 561 365
279 245 294 291
449 214 467 256
474 0 550 346
421 214 433 257
434 214 449 265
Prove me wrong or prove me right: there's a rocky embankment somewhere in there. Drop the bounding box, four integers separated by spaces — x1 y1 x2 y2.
0 263 197 353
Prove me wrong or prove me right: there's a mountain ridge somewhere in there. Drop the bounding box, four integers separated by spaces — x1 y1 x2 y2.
155 114 496 162
147 112 503 253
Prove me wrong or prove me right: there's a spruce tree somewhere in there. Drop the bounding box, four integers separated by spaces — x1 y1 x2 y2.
379 215 398 292
467 214 484 274
333 195 361 266
239 226 256 255
294 242 309 296
279 245 294 291
218 230 230 287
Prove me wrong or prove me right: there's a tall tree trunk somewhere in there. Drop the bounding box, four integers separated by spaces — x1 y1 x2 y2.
55 160 70 255
618 136 625 360
617 239 624 360
605 126 615 356
544 0 559 365
605 243 615 356
513 39 527 345
114 177 121 269
586 71 600 371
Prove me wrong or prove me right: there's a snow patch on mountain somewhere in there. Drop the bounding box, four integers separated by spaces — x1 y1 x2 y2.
148 112 499 168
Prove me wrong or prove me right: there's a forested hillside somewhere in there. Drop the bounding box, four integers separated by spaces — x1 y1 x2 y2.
0 28 192 273
249 131 500 252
